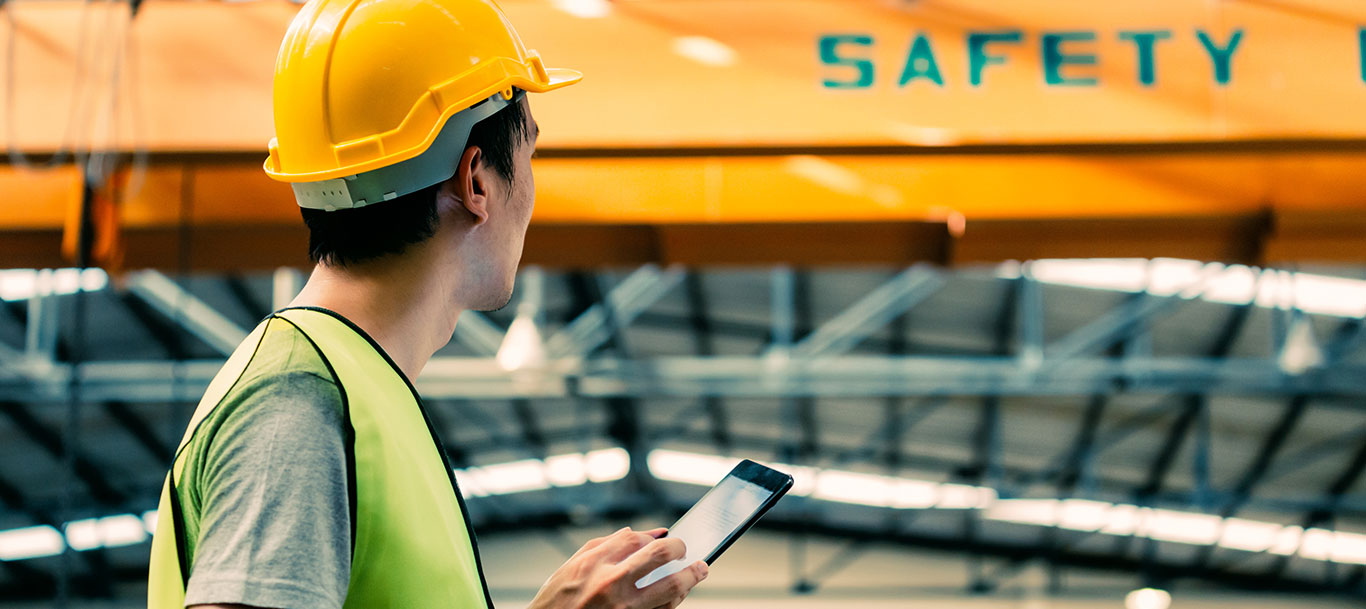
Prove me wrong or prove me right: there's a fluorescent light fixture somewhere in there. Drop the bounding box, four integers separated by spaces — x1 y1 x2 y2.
453 469 489 498
100 515 150 547
1057 498 1113 532
7 448 1365 569
64 514 147 551
0 525 65 560
937 483 996 509
1287 271 1366 318
645 453 820 494
1331 530 1366 564
813 470 894 507
1278 315 1325 375
1147 509 1221 545
982 495 1365 564
63 519 103 551
1218 517 1283 552
650 450 961 508
1021 259 1169 293
648 450 739 486
1125 587 1172 609
495 316 546 372
272 267 302 311
1007 259 1366 319
544 453 589 487
983 499 1058 526
779 464 820 497
645 452 1366 566
1100 504 1143 536
1269 525 1303 556
892 479 939 509
452 448 632 498
585 447 630 482
467 459 551 495
1299 527 1335 561
672 36 737 67
551 0 610 18
142 510 159 535
0 268 108 302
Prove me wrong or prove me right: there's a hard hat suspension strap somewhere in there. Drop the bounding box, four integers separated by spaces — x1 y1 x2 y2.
292 90 522 211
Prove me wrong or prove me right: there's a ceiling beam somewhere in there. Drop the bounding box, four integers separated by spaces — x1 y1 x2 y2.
123 271 247 356
547 266 683 359
0 401 128 507
4 354 1364 402
788 266 942 359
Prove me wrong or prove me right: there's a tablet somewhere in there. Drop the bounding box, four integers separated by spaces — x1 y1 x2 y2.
635 459 794 588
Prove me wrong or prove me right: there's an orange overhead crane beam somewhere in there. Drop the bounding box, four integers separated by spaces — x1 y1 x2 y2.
4 149 1359 270
1 0 1364 269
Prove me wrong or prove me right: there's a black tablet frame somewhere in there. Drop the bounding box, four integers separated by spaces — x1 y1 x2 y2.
666 459 795 565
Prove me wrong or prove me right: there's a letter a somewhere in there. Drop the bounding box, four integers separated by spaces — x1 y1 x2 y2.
899 33 944 86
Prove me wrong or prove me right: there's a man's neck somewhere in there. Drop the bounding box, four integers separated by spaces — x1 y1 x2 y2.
287 257 462 383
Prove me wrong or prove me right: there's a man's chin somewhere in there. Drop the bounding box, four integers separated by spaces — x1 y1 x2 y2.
470 288 515 313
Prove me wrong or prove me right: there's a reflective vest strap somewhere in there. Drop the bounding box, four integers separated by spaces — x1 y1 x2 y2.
273 307 492 609
147 474 187 608
166 473 191 588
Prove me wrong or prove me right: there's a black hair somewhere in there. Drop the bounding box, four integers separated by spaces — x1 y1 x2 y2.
301 90 530 267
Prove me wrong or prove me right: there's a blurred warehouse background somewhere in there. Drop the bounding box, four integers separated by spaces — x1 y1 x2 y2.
1 0 1365 608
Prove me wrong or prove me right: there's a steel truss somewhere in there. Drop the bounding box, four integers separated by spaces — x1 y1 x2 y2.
0 264 1364 603
1 267 1362 401
1 353 1362 402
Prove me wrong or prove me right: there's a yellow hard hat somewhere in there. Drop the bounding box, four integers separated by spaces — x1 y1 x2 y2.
264 0 580 208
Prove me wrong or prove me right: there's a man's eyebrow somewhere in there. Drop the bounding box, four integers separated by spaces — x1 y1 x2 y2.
533 121 540 142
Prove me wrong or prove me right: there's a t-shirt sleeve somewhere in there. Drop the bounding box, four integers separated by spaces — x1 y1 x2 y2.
184 371 352 609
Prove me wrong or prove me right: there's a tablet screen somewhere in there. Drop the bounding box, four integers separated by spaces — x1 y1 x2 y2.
635 474 772 588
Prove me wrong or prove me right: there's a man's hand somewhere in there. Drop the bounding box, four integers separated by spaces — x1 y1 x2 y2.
527 527 708 609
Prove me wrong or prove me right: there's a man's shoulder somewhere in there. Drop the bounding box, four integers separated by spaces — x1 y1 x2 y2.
234 315 339 389
189 316 347 455
177 321 355 609
218 316 346 418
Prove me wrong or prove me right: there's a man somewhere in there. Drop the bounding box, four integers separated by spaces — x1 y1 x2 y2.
146 0 708 607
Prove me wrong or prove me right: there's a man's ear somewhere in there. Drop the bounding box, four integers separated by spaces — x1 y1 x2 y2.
443 146 490 226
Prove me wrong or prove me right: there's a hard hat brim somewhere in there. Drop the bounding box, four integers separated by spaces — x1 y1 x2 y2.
532 67 583 91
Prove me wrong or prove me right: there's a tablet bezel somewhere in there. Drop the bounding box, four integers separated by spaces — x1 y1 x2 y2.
690 459 794 565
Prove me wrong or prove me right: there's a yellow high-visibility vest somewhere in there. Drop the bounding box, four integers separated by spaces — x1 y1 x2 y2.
148 307 492 608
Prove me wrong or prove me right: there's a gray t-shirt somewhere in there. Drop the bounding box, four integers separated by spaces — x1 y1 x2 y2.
176 316 351 608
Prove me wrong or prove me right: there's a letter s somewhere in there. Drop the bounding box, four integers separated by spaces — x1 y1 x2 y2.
819 34 875 89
